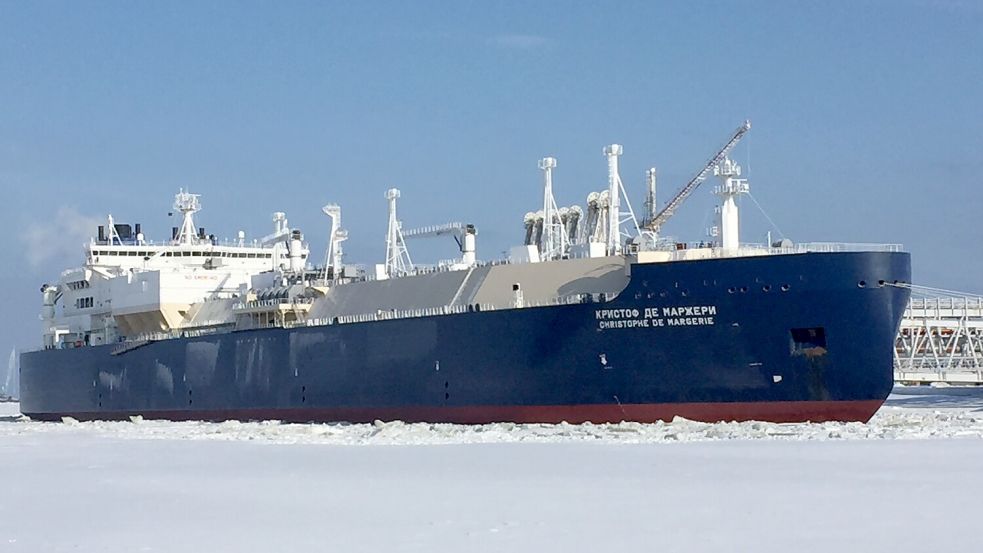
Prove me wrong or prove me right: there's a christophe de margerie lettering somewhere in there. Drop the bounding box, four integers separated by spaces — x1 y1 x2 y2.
595 305 717 329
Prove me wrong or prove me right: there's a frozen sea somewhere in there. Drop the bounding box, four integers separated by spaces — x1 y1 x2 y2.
1 388 982 552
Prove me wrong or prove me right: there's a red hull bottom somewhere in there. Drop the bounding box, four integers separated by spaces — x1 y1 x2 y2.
26 399 886 424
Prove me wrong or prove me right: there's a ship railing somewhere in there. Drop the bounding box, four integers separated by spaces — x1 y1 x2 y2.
111 339 151 355
304 303 499 327
179 323 235 338
89 237 278 249
301 292 599 328
111 331 172 354
702 242 904 259
904 296 983 318
232 297 317 310
128 331 171 342
521 294 601 308
780 242 903 253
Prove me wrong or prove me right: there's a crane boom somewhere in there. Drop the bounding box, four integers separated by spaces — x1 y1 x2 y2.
402 222 466 239
646 120 751 232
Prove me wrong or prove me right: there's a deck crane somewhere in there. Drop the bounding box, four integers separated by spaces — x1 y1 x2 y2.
646 120 751 233
403 222 478 267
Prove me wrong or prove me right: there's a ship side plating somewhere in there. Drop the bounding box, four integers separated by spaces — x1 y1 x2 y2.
21 251 910 423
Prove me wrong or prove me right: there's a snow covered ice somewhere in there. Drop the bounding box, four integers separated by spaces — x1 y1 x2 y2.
1 388 982 552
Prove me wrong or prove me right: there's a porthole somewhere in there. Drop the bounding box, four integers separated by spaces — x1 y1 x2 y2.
858 280 867 288
762 285 771 292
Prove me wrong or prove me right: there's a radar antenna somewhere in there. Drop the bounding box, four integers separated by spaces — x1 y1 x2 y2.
173 189 202 245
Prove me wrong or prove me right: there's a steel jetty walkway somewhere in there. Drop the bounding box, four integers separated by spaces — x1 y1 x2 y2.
894 286 983 385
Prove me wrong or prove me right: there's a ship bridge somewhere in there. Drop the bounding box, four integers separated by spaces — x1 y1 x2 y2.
42 190 313 349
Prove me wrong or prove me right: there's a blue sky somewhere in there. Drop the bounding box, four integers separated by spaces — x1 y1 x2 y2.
2 1 981 355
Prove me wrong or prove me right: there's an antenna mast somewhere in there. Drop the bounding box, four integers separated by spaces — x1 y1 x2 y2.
322 204 348 281
538 157 567 261
643 167 657 227
173 189 202 245
384 188 413 277
602 144 640 255
713 157 749 250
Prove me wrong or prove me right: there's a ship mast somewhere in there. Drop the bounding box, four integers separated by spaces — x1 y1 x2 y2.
602 144 640 255
173 189 202 245
538 157 567 261
643 167 657 228
712 157 749 251
322 203 348 281
384 188 413 277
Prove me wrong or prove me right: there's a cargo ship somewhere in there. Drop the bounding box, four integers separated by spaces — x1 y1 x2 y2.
19 122 912 424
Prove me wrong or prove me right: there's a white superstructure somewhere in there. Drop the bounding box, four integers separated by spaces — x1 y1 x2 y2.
41 190 311 349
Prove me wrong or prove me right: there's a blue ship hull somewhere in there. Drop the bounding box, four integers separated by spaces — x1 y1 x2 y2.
19 252 911 423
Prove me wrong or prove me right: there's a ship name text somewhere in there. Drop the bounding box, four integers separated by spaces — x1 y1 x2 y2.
595 305 717 329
